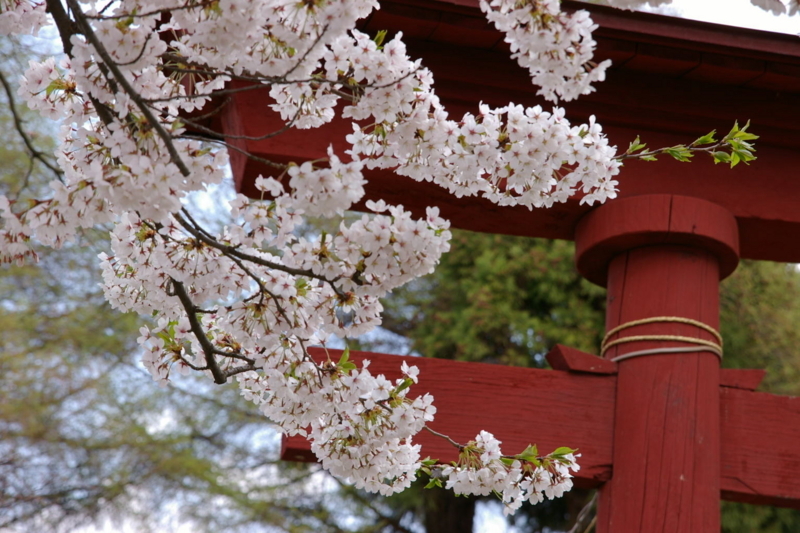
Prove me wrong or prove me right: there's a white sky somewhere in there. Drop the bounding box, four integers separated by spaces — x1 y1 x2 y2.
637 0 800 33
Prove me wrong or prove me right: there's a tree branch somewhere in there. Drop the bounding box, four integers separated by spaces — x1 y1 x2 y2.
169 277 227 384
67 0 193 177
0 70 64 182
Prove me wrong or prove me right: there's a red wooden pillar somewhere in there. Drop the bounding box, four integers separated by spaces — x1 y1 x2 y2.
575 195 740 532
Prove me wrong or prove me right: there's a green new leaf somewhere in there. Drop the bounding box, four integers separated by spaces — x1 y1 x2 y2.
338 346 350 366
713 151 731 164
551 446 577 456
725 120 757 142
425 478 443 489
340 361 357 372
394 377 414 394
626 136 646 154
666 145 693 162
692 130 717 146
294 277 309 297
516 444 539 463
734 130 759 141
373 29 388 48
45 79 64 97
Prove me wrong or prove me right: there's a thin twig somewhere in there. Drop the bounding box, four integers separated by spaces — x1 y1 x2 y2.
174 212 348 299
0 71 64 182
568 491 598 533
423 425 464 450
178 104 302 141
176 134 287 170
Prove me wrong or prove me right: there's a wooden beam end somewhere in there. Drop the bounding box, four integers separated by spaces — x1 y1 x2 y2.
281 434 317 463
546 344 617 375
720 368 767 391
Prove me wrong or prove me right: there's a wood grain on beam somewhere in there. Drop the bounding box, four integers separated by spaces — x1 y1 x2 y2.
721 387 800 508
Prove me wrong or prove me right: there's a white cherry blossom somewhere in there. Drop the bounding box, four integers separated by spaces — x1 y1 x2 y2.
4 0 727 508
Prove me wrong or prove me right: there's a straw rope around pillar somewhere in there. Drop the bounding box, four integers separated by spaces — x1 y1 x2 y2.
601 316 723 363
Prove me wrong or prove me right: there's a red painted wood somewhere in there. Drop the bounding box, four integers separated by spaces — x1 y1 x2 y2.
600 245 722 533
280 349 800 507
575 194 740 286
721 387 800 508
545 344 617 375
719 369 767 391
575 195 738 532
280 348 617 488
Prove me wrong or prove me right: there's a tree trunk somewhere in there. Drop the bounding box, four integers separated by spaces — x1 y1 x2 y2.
423 488 476 533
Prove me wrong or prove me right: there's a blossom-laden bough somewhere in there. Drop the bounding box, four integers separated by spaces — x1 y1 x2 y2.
0 0 756 514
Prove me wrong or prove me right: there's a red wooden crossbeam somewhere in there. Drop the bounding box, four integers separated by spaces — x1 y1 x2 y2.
280 347 616 487
281 347 800 508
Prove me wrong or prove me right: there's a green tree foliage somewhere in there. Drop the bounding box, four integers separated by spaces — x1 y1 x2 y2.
379 232 606 365
720 260 800 395
720 260 800 533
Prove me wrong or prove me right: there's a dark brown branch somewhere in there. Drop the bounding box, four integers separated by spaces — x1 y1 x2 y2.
175 133 287 170
174 212 348 299
67 0 193 177
169 277 227 384
223 364 259 379
45 0 77 56
0 71 64 182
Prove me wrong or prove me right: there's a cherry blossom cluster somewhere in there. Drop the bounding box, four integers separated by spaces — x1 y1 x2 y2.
271 28 622 209
431 431 580 515
480 0 611 103
0 0 46 36
0 0 644 507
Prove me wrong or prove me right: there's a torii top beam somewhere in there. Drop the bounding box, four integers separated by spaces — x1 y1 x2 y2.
222 0 800 268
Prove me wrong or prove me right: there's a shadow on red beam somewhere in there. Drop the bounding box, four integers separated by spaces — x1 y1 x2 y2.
280 347 616 489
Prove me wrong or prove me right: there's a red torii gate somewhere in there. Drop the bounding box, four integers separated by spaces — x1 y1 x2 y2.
219 2 800 531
